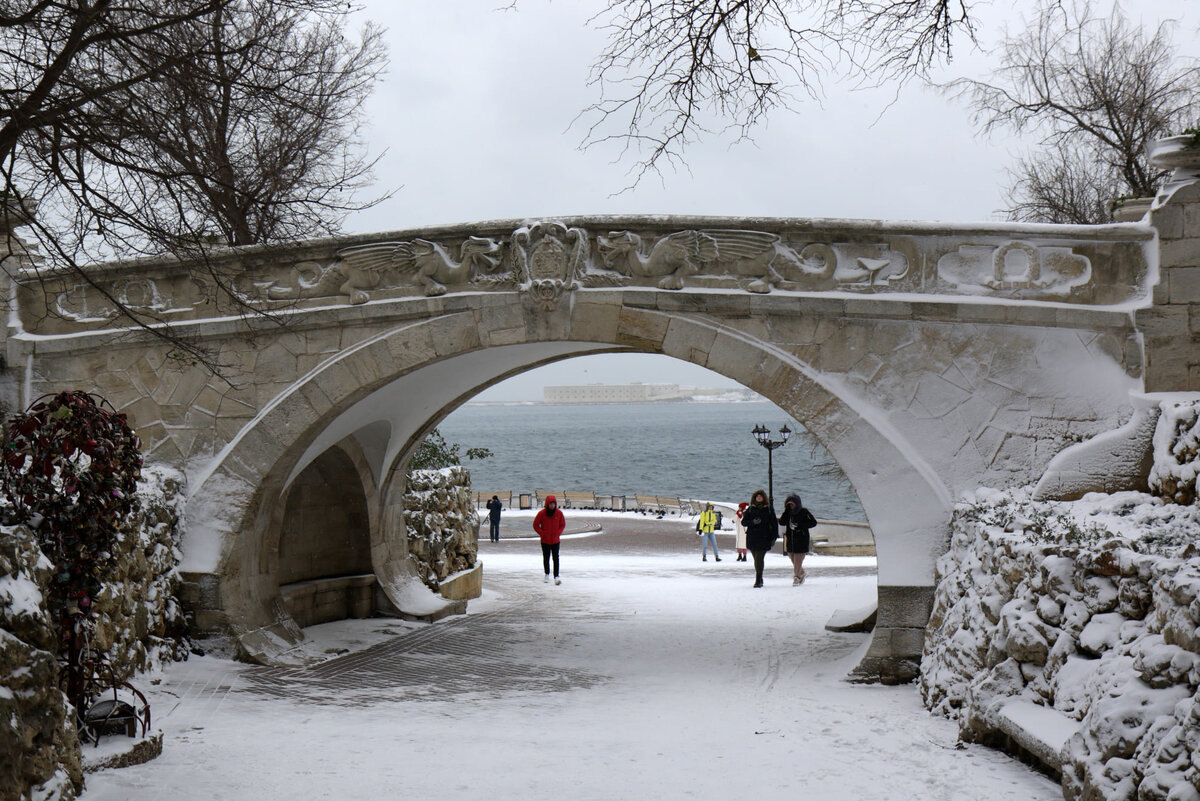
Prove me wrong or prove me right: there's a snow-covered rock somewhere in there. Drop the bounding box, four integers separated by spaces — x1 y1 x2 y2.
1149 398 1200 505
920 488 1200 801
403 467 478 592
91 465 191 678
0 527 80 801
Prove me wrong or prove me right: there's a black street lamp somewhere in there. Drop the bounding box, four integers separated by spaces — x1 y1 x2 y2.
751 424 792 509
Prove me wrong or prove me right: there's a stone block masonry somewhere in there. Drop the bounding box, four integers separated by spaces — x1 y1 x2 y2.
1141 165 1200 392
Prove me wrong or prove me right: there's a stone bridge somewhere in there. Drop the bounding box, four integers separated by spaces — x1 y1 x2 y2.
4 149 1198 681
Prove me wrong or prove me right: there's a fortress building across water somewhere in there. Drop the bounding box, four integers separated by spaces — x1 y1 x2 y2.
542 382 735 403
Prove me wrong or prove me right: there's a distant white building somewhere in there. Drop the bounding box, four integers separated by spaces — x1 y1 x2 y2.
543 382 716 403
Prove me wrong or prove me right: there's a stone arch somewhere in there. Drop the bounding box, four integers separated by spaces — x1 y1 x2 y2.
186 298 952 679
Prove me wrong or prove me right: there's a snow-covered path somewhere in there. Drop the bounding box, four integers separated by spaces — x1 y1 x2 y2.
82 520 1059 800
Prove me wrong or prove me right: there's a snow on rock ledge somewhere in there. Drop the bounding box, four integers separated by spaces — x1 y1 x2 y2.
404 467 478 592
920 488 1200 801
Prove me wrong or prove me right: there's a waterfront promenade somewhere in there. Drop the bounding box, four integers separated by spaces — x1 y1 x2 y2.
81 516 1055 801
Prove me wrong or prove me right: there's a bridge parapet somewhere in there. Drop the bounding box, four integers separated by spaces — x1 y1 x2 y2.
13 216 1153 337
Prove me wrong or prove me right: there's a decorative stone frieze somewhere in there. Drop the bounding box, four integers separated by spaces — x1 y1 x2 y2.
12 216 1153 336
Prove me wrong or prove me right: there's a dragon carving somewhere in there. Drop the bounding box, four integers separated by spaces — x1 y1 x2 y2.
597 229 834 292
268 236 502 304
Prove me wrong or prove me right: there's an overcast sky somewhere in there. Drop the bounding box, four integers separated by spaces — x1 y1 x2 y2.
346 1 1199 400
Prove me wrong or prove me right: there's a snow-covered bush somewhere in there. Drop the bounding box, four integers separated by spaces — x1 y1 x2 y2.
0 463 189 801
404 467 478 591
921 488 1200 801
1149 399 1200 505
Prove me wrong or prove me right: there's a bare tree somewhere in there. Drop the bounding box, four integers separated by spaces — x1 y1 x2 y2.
581 1 980 181
41 1 388 253
0 1 387 369
947 1 1200 223
1002 140 1120 224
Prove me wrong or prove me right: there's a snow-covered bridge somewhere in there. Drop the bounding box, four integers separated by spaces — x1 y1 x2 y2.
4 156 1198 681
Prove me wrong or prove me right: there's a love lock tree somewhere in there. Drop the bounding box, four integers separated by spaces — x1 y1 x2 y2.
0 391 143 729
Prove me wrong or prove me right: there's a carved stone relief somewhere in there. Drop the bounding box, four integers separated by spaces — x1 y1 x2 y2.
825 243 911 287
55 278 171 322
512 221 588 310
265 236 504 303
937 241 1092 297
597 229 838 293
237 224 1103 310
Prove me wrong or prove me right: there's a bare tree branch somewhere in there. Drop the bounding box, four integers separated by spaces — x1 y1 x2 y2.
946 0 1200 220
0 1 390 374
1002 140 1120 224
580 1 981 181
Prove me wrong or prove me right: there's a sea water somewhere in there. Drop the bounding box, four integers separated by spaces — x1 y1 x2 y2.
437 400 866 522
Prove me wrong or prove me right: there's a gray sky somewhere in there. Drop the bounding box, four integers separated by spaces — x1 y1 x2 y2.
346 1 1198 400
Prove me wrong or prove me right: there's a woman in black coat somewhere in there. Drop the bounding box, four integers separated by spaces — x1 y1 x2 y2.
780 493 818 585
742 488 778 588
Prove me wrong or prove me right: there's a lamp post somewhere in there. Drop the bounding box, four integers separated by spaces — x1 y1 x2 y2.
751 424 792 509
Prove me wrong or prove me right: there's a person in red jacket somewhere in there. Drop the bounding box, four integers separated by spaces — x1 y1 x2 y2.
533 494 566 585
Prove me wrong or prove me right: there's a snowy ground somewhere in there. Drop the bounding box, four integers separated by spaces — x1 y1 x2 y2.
80 517 1059 801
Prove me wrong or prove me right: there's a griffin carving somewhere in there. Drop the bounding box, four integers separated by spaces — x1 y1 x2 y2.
267 236 502 303
597 229 833 292
393 236 502 296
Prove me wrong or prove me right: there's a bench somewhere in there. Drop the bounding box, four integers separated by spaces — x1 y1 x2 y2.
279 574 375 628
473 491 513 509
659 497 688 515
77 658 151 746
535 490 566 507
634 494 662 512
562 490 597 509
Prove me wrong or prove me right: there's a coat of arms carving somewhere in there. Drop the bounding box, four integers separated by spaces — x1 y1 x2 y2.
512 221 588 310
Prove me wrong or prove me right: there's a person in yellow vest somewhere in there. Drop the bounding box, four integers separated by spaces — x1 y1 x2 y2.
695 502 721 562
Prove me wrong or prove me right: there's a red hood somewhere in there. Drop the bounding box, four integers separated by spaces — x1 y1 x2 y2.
544 495 558 510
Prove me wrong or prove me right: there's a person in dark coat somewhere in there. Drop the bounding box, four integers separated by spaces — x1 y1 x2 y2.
780 493 818 585
486 495 503 543
533 494 566 585
742 488 778 588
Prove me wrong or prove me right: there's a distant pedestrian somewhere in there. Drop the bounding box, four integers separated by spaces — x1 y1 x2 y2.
734 501 749 561
533 494 566 585
780 493 818 585
486 495 503 542
695 502 721 562
742 489 778 588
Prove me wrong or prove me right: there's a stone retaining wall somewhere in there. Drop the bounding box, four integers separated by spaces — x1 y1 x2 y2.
404 467 479 593
0 465 188 801
920 488 1200 801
